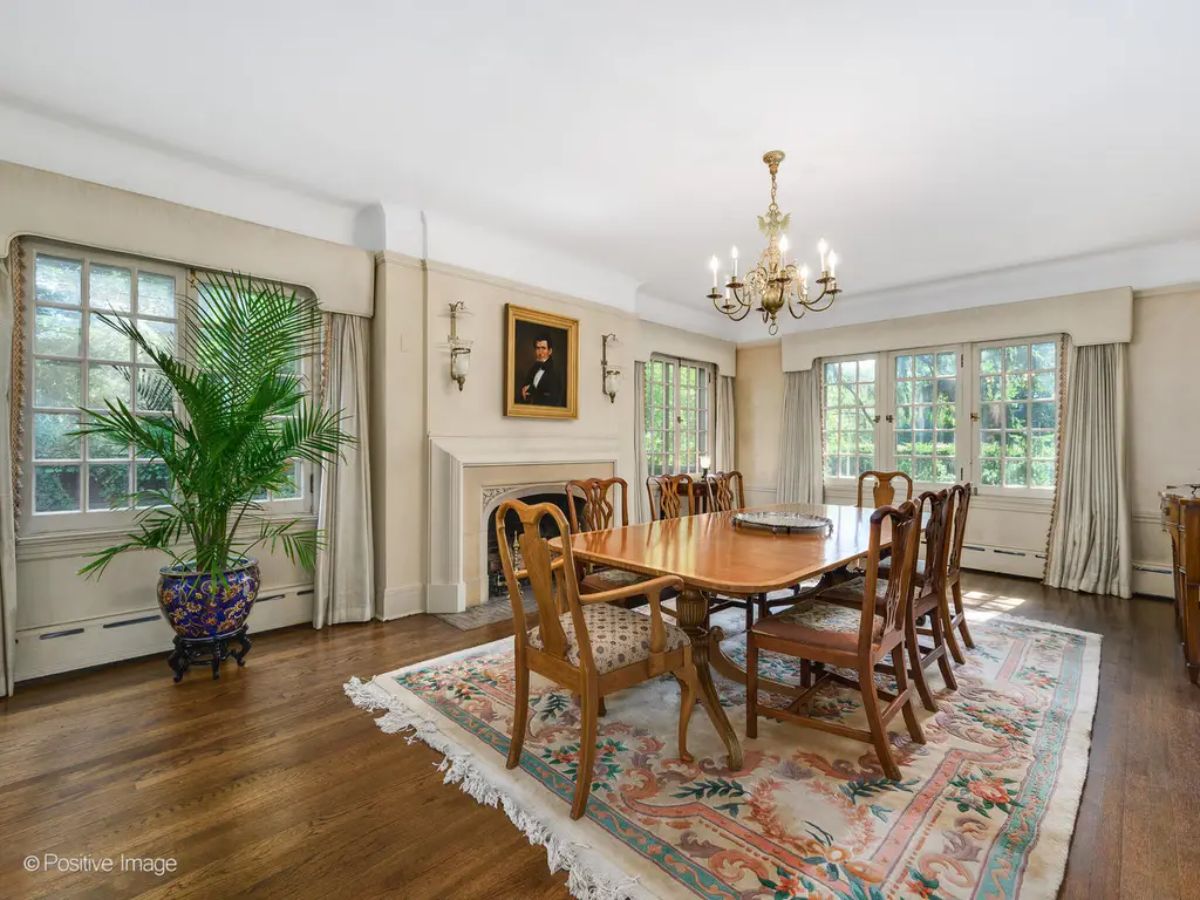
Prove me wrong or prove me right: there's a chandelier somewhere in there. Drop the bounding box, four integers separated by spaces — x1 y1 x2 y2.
706 150 841 335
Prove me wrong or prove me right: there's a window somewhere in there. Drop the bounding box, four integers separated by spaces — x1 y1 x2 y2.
25 244 184 528
820 336 1060 495
976 339 1058 489
822 357 876 478
644 355 714 476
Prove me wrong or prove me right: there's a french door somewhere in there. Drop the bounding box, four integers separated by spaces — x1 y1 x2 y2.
644 355 714 476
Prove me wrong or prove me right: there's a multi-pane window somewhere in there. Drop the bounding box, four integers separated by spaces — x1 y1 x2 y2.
643 355 713 476
27 245 182 523
822 357 876 478
977 340 1058 489
893 349 959 483
821 336 1060 494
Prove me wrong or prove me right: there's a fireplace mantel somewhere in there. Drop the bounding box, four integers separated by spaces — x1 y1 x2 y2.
427 434 622 612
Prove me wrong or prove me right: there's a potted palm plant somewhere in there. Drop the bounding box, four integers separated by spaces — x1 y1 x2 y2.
78 272 350 681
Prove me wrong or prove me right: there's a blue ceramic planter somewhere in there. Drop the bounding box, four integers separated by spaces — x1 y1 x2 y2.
157 559 261 638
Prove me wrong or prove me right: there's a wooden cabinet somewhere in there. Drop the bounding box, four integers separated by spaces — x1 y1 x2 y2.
1162 487 1200 684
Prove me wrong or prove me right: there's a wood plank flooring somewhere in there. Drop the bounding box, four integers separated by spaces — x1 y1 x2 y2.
1 573 1197 899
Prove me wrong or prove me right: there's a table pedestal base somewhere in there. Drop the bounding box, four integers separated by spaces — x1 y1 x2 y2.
677 588 743 770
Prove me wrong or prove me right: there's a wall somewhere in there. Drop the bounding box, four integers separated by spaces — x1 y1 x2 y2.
735 342 784 506
737 285 1197 597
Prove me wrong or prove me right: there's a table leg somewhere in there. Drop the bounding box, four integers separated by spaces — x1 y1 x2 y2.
677 587 743 770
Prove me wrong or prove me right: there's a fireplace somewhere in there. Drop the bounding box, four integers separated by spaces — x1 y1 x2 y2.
485 491 586 600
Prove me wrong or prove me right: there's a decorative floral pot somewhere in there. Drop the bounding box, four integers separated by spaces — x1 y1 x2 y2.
157 559 261 638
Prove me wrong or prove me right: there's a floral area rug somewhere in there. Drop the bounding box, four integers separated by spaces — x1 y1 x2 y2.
346 612 1099 899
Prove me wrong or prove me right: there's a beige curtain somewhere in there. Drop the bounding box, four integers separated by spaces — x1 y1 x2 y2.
314 313 375 627
1 248 19 694
777 368 823 504
1045 343 1132 598
633 361 649 523
715 374 735 473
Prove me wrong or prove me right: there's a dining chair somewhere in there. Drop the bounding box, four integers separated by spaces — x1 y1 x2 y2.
856 470 914 508
566 477 653 605
705 470 747 512
940 482 975 661
646 473 695 520
746 501 926 781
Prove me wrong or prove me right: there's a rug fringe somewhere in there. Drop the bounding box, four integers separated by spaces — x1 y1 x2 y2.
343 677 642 900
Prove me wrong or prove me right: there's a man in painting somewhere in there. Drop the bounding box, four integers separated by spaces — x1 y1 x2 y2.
518 333 565 406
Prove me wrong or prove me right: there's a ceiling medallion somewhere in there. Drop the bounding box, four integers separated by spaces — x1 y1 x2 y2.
706 150 842 335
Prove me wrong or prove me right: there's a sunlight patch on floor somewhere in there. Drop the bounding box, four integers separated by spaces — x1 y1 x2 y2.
963 589 1028 622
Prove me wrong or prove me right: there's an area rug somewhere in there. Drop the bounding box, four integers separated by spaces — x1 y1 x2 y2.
346 612 1099 899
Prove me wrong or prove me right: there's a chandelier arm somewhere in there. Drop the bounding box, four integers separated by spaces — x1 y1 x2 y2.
727 283 752 309
785 295 809 321
727 301 753 322
800 286 839 313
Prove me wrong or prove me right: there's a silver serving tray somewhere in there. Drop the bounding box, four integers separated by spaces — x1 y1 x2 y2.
731 511 834 534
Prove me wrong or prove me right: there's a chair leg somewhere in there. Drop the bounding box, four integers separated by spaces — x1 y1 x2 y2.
675 664 697 762
800 658 812 689
571 679 599 820
507 660 530 770
744 598 754 634
745 633 759 739
889 646 925 745
930 603 958 691
952 580 976 650
905 613 938 712
859 662 901 781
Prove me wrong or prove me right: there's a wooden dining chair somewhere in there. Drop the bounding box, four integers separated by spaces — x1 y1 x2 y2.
705 470 747 512
856 470 914 509
941 483 975 661
498 498 706 819
566 477 653 604
646 473 695 520
746 501 926 781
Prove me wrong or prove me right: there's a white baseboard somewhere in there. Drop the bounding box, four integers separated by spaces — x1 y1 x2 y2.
960 543 1047 580
15 582 314 683
1132 563 1173 599
746 486 778 506
377 583 426 620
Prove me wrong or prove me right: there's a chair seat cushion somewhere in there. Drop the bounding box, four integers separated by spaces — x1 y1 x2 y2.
579 567 649 594
528 603 689 674
876 556 925 581
810 574 889 610
752 598 883 652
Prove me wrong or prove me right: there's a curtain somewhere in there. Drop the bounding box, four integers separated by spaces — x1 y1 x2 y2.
1 246 19 694
314 313 375 627
1044 343 1132 598
715 374 735 473
633 361 649 523
777 368 823 504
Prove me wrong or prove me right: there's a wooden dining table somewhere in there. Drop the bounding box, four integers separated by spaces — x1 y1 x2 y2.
563 502 896 770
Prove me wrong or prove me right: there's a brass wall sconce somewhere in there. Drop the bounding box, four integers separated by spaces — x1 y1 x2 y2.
448 301 472 391
600 333 621 403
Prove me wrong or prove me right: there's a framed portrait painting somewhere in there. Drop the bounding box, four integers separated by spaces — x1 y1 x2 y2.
505 304 578 419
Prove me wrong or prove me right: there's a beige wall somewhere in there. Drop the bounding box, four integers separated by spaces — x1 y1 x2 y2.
735 342 784 505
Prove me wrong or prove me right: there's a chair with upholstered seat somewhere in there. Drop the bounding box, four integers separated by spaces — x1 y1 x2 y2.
498 498 711 819
647 473 695 520
746 501 926 781
856 470 914 509
566 477 653 605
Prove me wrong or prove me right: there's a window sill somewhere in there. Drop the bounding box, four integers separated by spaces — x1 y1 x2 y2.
15 514 319 563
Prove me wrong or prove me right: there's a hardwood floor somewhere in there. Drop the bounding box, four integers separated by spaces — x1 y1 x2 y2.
1 573 1197 899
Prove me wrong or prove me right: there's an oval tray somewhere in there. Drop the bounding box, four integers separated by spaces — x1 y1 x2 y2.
731 511 834 535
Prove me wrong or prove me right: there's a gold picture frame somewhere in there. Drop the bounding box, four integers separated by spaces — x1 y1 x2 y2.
505 304 579 419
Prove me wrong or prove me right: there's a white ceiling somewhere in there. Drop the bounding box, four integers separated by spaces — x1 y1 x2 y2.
2 0 1199 337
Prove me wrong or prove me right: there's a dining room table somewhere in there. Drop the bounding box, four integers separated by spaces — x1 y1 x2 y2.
562 502 898 770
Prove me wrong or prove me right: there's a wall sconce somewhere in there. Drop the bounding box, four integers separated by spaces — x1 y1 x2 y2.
601 333 621 403
448 301 472 391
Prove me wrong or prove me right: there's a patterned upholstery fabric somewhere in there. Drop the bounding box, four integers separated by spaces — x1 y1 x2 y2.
811 574 889 609
528 602 689 674
580 567 649 594
752 598 883 651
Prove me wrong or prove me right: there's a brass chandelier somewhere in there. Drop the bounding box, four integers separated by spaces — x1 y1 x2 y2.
706 150 841 335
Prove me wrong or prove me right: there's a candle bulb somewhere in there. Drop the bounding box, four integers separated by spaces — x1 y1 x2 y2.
827 251 838 278
818 238 828 273
779 234 790 264
709 254 719 288
731 245 739 278
799 264 809 286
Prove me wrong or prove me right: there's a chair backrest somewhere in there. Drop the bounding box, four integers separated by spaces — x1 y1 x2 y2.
706 470 747 513
860 500 921 646
496 499 593 670
915 489 952 594
566 477 630 533
856 470 914 509
945 482 972 578
646 474 694 520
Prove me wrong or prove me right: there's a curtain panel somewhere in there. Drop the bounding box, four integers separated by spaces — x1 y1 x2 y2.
1044 342 1132 598
1 243 21 694
314 313 375 627
633 361 649 523
777 368 823 504
715 374 735 473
